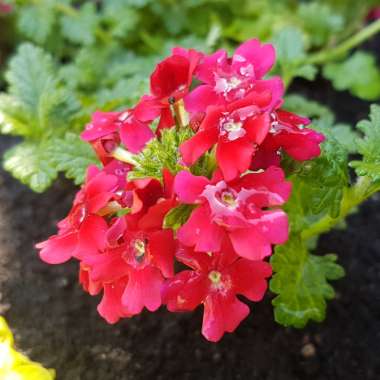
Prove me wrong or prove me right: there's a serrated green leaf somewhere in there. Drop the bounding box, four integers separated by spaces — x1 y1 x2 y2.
0 94 29 135
287 122 349 221
331 123 358 154
60 3 99 45
270 236 345 328
128 127 194 182
17 4 56 44
323 52 380 101
47 133 99 185
350 104 380 180
4 43 78 137
163 204 196 231
3 142 57 192
6 43 55 120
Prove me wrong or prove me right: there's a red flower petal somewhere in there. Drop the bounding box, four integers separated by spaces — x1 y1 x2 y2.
216 138 254 181
202 294 249 342
119 120 154 153
36 232 77 264
122 266 163 314
174 170 210 204
177 205 225 252
98 280 130 324
149 229 176 278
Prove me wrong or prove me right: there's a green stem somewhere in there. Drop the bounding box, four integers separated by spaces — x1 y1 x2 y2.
284 19 380 89
301 19 380 66
301 176 379 240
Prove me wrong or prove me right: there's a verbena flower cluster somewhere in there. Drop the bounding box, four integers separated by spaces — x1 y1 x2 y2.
37 39 324 342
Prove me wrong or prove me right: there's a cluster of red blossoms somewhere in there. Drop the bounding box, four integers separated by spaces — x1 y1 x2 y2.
37 39 324 342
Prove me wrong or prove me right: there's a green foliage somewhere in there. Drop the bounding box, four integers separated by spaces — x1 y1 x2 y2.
3 43 77 137
350 105 380 181
284 94 358 154
0 0 378 192
3 141 57 193
297 3 344 47
286 120 349 227
323 52 380 101
283 94 333 122
128 127 193 182
0 43 93 191
17 3 55 44
47 132 99 185
272 27 317 82
163 203 196 231
270 236 345 328
60 3 99 46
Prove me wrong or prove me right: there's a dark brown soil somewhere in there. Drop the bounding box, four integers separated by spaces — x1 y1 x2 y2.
0 38 379 380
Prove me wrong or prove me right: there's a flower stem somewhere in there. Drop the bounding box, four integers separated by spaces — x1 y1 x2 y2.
284 19 380 89
300 19 380 66
172 99 189 129
301 176 380 240
112 147 138 166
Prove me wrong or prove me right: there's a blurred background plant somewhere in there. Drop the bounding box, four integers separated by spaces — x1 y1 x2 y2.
0 0 379 192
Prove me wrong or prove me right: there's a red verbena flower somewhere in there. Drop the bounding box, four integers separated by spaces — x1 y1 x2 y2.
135 48 203 132
184 39 282 114
180 91 273 180
36 38 326 341
37 166 119 264
174 166 291 260
251 110 325 170
163 240 272 342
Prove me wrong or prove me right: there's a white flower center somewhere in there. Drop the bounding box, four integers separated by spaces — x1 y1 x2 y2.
220 119 246 141
215 76 242 96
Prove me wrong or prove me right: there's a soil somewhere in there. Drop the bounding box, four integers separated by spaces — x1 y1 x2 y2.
0 41 380 380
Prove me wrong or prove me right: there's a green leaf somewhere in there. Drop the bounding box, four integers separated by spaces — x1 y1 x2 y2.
47 133 99 185
331 123 358 154
297 3 344 47
283 95 333 123
3 142 57 193
163 204 196 231
270 236 345 328
0 95 29 135
323 52 380 101
103 1 140 38
60 3 99 45
5 43 56 121
350 104 380 180
294 64 318 81
272 27 317 82
128 127 194 182
17 4 56 44
272 27 305 65
289 123 349 221
3 43 78 138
